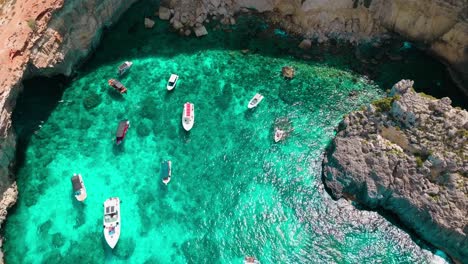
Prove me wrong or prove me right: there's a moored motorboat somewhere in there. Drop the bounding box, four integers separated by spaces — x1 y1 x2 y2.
71 173 87 202
248 93 264 109
244 256 260 264
116 120 130 145
108 79 127 94
103 197 121 249
274 128 286 142
182 102 195 131
166 74 179 91
161 160 172 185
118 61 133 76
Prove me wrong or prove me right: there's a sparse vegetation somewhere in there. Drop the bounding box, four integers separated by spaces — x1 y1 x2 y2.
455 129 468 138
429 193 440 202
415 156 423 167
372 95 399 113
27 19 36 30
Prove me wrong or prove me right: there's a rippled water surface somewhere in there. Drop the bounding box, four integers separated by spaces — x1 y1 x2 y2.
4 1 458 263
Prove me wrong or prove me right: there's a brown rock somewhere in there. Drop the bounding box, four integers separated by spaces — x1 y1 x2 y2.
298 39 312 50
282 66 295 79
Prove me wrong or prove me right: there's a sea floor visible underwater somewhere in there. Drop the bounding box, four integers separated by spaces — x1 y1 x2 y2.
4 1 463 263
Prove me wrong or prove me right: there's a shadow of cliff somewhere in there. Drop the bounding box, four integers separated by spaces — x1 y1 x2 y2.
12 75 70 174
73 0 467 108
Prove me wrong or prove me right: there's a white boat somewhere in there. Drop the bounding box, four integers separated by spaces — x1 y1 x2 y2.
161 160 172 185
182 102 195 131
103 197 121 249
71 173 87 202
244 256 260 264
248 93 264 109
166 74 179 91
118 61 133 76
274 128 286 142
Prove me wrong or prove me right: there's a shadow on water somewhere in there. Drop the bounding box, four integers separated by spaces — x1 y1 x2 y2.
12 75 70 173
75 0 468 108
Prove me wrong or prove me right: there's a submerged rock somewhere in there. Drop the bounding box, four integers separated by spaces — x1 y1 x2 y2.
144 18 155 29
194 25 208 37
298 39 312 50
83 92 102 110
322 79 468 262
159 7 171 20
281 66 295 79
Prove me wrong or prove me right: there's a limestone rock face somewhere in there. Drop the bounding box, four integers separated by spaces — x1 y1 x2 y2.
322 80 468 262
29 0 138 76
0 0 137 261
165 0 468 91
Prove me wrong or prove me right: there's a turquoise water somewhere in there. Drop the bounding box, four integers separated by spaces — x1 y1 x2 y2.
4 1 460 263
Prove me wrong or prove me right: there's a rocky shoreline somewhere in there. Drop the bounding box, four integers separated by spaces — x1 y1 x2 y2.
322 79 467 262
161 0 468 93
0 0 466 262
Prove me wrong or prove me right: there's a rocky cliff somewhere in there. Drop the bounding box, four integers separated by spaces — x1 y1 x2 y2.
322 79 468 262
0 0 137 257
163 0 468 91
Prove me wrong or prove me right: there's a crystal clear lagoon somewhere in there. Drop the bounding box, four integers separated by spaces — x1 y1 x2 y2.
4 1 463 263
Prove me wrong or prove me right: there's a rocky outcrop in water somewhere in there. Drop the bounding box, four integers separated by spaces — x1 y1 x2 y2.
163 0 468 91
322 80 468 262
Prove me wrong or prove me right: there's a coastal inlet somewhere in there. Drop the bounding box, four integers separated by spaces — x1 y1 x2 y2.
4 2 459 263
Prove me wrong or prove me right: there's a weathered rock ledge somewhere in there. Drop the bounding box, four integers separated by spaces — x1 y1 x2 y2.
322 79 468 262
0 0 137 262
163 0 468 93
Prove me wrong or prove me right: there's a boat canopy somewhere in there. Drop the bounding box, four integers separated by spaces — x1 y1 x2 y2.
169 74 178 83
105 206 116 215
113 81 123 89
185 104 191 117
118 62 129 71
161 161 170 177
71 176 83 191
116 121 128 137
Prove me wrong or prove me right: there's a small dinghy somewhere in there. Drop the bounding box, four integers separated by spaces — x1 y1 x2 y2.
108 79 127 94
71 173 87 202
161 160 172 185
182 102 195 131
103 197 121 249
166 74 179 91
244 256 260 264
274 128 286 142
248 93 264 109
116 120 130 145
118 61 133 76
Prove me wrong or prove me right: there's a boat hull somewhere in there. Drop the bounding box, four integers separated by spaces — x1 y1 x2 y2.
72 174 87 202
248 94 264 109
162 161 172 185
182 103 195 131
167 74 179 91
118 61 133 76
274 129 285 142
103 197 121 249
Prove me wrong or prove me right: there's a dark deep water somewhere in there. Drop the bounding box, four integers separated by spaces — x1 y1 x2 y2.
3 0 464 263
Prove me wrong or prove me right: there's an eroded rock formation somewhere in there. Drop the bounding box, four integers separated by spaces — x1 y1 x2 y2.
0 0 137 260
322 79 468 262
163 0 468 90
